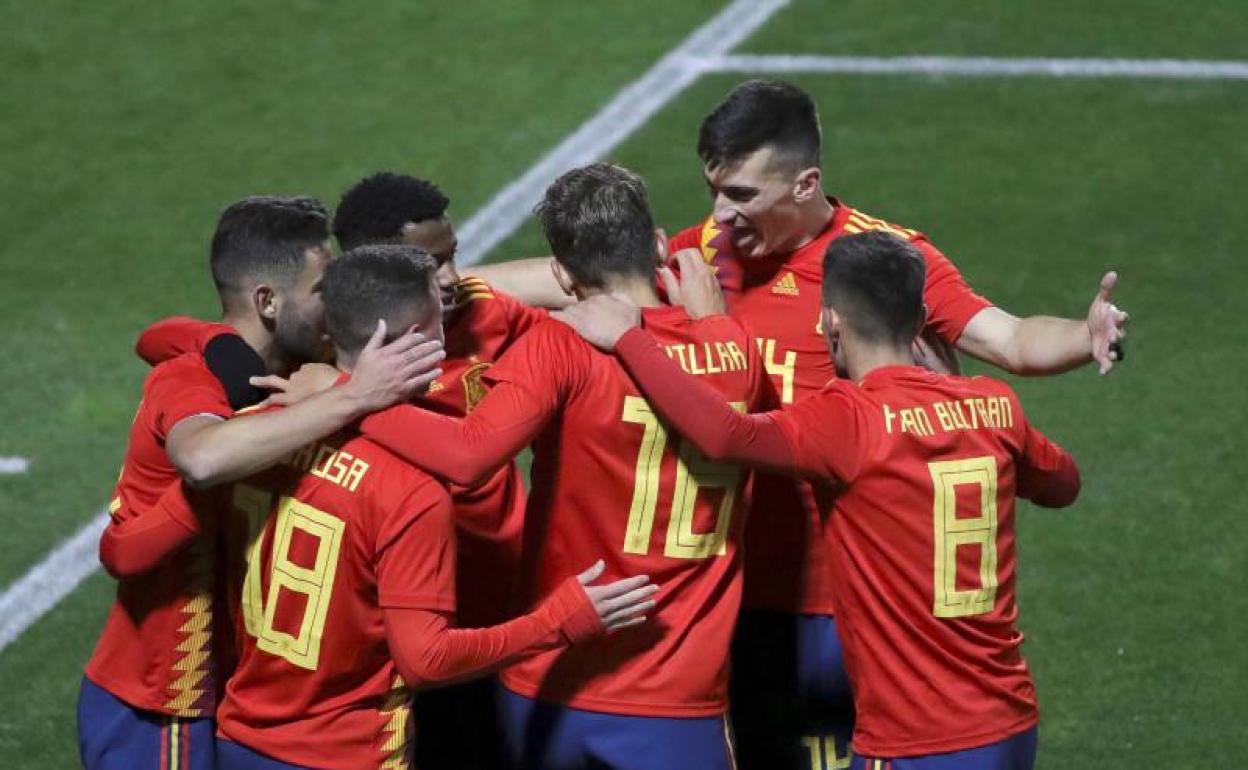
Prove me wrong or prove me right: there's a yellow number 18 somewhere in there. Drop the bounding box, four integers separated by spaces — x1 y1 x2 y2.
232 485 345 671
620 396 745 560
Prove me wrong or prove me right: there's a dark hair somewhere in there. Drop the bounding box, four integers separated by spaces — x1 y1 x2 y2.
822 231 926 346
210 196 329 298
322 244 438 356
535 162 656 289
698 79 821 173
332 172 450 251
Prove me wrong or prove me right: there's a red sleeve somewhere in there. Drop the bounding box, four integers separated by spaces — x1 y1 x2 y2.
149 363 231 436
614 327 804 477
1014 412 1081 508
666 224 702 253
383 576 601 688
766 383 874 484
136 317 235 365
375 480 458 612
916 237 994 344
99 482 202 578
361 324 577 486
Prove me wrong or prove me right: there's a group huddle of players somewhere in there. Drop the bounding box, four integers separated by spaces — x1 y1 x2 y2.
77 80 1128 770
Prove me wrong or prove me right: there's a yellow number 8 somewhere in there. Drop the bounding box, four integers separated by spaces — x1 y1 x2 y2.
233 485 345 671
929 456 999 618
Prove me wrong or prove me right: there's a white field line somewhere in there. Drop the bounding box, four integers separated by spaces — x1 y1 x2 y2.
456 0 791 265
0 510 109 651
0 0 791 656
0 457 30 474
703 54 1248 80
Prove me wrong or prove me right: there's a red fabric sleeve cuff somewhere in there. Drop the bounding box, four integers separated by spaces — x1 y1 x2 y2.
542 578 604 645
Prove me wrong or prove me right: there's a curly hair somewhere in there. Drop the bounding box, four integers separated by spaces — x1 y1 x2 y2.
332 172 450 251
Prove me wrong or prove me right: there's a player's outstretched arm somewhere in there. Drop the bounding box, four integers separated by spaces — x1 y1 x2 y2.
99 482 201 578
166 322 444 488
956 272 1129 376
385 560 658 689
360 378 550 487
462 257 576 310
554 295 808 476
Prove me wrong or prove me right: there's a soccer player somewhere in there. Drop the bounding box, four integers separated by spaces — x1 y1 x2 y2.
213 245 658 770
469 79 1128 769
555 230 1081 770
276 163 770 769
331 171 550 770
80 197 442 770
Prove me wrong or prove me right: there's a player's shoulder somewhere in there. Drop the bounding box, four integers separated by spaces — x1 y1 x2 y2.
143 352 220 399
334 432 449 503
836 200 926 244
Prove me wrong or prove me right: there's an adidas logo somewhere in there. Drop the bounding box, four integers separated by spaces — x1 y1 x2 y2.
771 272 799 296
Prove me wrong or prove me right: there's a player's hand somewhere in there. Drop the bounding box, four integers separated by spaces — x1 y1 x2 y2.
575 560 658 634
912 327 961 376
552 295 642 351
344 320 446 410
250 363 340 407
659 248 726 319
1087 271 1129 375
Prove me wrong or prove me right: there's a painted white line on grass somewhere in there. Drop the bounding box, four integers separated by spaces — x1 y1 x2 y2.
456 0 791 265
0 0 793 656
0 457 30 474
703 54 1248 80
0 510 109 651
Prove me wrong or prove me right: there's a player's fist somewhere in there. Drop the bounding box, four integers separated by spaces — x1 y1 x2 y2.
1087 271 1129 375
576 560 659 634
659 248 726 319
553 295 641 351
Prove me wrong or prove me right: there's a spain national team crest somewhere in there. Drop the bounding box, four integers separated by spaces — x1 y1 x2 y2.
461 362 492 412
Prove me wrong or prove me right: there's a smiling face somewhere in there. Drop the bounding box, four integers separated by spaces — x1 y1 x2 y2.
704 146 820 260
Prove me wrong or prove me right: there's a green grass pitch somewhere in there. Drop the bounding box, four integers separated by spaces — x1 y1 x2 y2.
1 1 1245 767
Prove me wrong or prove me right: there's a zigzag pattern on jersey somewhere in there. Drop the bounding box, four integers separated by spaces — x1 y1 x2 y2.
164 540 215 717
455 277 495 303
842 209 917 240
378 675 413 770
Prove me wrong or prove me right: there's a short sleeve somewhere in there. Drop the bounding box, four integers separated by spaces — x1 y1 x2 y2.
483 321 588 414
149 360 231 437
375 476 457 612
916 235 994 344
767 383 874 483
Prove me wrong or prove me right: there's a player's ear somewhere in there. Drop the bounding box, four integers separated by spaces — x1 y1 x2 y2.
550 258 576 297
793 166 821 203
820 305 838 347
653 228 668 266
398 221 419 241
253 284 279 322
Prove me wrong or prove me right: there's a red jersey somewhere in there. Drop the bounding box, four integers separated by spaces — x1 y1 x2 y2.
85 354 233 717
418 277 546 626
769 367 1076 756
215 431 456 770
491 310 768 716
668 200 994 614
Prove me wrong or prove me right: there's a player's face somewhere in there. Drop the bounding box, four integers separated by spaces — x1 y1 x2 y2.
705 147 804 260
274 243 333 364
402 217 461 314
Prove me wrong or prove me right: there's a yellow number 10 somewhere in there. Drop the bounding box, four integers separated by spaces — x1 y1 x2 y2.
232 485 345 671
929 456 999 618
620 396 744 560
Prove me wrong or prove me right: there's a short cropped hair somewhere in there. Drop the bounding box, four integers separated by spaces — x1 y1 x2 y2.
322 244 438 357
698 79 821 173
822 231 926 346
332 172 450 251
535 162 656 289
210 196 329 298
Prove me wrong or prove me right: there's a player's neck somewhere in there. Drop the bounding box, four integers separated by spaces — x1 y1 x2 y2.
224 313 292 376
844 342 914 382
782 194 836 253
579 278 663 309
